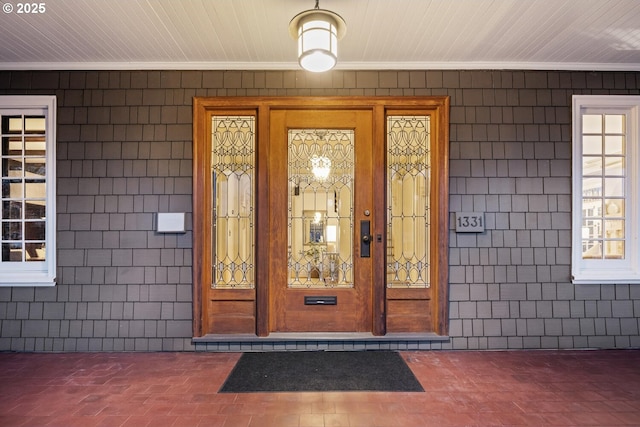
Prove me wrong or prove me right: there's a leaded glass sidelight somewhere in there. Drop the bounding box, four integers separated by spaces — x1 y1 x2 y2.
211 116 255 288
387 116 430 288
288 129 354 288
581 113 626 259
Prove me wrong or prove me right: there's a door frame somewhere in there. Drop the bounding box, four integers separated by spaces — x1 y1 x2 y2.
192 96 450 338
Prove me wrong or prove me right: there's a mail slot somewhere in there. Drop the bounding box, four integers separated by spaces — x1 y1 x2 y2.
304 296 337 305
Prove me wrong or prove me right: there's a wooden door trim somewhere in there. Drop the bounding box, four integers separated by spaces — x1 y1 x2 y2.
192 96 450 338
255 105 270 336
371 104 386 335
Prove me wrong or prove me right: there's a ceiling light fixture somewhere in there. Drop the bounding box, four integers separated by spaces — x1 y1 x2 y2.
289 0 347 72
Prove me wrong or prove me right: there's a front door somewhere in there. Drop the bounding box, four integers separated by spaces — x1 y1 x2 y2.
192 96 450 339
268 108 375 332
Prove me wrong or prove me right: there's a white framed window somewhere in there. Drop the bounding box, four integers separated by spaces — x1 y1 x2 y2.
572 95 639 284
0 96 56 286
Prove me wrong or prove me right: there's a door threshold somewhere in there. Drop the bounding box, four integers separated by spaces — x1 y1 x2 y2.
192 332 449 351
193 332 449 342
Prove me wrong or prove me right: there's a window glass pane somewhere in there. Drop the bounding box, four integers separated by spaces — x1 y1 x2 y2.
25 243 45 261
2 242 22 262
582 114 602 133
582 219 602 239
582 177 602 197
604 157 624 177
25 158 45 178
605 241 624 259
2 137 23 156
25 136 46 156
604 178 624 197
1 116 23 134
604 135 624 155
582 156 601 176
24 116 45 134
25 202 45 219
2 201 22 220
2 180 23 198
582 198 602 218
2 158 23 177
25 221 45 240
2 222 21 240
582 135 602 155
25 180 45 199
604 114 624 134
604 219 624 238
605 199 624 217
582 240 602 259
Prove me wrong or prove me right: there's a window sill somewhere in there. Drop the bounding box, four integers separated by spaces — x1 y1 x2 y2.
0 273 56 287
572 273 640 285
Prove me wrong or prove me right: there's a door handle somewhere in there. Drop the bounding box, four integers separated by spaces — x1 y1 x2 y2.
360 220 371 258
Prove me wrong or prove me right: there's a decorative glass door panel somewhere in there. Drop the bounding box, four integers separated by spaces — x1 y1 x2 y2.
387 116 430 288
288 129 353 288
211 116 255 288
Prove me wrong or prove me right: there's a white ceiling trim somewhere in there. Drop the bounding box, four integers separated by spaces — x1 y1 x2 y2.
1 61 639 72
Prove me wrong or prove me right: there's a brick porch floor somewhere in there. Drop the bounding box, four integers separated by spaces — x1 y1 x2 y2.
1 350 639 426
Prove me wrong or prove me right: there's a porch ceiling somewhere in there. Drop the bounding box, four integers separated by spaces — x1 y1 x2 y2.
0 0 639 71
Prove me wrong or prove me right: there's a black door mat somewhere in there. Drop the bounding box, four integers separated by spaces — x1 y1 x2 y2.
219 351 424 393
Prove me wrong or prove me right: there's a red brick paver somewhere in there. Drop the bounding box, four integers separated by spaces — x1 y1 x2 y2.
1 350 639 426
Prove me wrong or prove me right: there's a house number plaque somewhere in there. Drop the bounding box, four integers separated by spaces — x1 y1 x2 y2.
455 212 485 233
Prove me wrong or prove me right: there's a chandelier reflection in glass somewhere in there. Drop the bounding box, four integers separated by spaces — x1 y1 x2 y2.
310 155 331 181
288 129 354 288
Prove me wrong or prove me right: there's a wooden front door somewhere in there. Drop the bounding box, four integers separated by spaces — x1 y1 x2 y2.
268 108 375 332
192 97 450 339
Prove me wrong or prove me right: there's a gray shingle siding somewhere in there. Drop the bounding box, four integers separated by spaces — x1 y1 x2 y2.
0 70 639 351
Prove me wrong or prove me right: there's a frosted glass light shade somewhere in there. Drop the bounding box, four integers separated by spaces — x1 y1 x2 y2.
289 9 346 72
